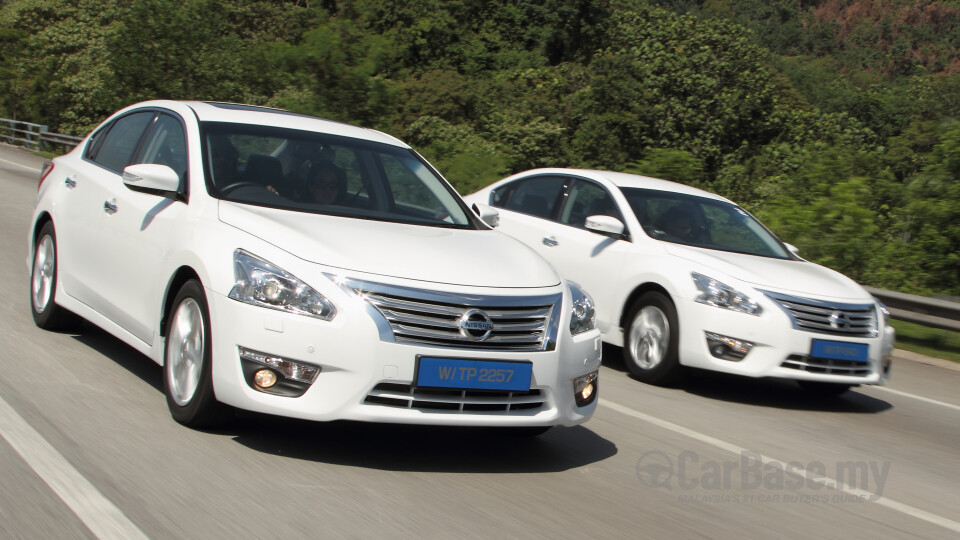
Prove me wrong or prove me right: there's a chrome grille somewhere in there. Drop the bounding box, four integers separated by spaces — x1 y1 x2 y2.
782 355 872 377
762 291 878 337
365 383 546 413
338 277 561 351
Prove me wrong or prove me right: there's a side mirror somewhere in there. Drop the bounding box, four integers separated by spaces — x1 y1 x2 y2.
785 243 800 256
123 163 181 194
471 203 500 228
585 214 625 237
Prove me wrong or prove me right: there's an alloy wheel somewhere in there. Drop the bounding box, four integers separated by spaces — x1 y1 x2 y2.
629 305 671 370
166 298 205 406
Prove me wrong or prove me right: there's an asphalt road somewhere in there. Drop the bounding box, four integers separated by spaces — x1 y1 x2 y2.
2 143 959 539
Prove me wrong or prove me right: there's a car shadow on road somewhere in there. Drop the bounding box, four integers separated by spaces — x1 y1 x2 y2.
227 415 617 473
602 344 892 413
69 322 617 473
69 321 164 393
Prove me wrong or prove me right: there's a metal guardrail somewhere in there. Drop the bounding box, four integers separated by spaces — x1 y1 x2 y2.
0 117 83 153
865 286 960 332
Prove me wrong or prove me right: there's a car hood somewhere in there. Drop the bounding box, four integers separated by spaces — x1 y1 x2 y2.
219 202 560 288
665 244 870 301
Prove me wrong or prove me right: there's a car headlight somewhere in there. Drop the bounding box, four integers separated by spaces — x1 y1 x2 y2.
568 280 596 335
692 273 761 316
876 299 890 328
228 249 336 320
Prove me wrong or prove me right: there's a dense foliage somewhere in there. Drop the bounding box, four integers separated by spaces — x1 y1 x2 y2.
1 0 958 295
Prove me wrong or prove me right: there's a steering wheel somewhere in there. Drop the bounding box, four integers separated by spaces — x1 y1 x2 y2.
219 182 264 195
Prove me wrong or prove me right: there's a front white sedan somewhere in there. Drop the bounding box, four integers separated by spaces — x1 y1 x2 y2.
28 102 601 432
465 168 895 395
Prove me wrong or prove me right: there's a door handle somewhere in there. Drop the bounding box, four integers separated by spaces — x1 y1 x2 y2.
103 200 118 214
542 236 559 247
64 178 77 189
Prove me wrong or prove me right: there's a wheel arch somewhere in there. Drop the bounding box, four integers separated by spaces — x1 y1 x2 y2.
619 282 673 332
31 212 54 244
160 266 203 338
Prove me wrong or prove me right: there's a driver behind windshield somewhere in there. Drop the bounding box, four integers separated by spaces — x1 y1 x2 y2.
209 135 239 187
655 206 694 241
307 160 347 205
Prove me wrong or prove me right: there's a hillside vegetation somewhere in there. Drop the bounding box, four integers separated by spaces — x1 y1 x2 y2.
1 0 958 296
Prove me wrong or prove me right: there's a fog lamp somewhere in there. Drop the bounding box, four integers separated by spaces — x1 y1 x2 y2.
705 332 754 361
239 347 321 397
239 347 320 383
254 369 277 388
574 370 599 407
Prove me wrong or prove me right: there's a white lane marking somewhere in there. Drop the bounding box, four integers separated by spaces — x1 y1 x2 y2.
0 156 42 172
0 395 149 540
600 398 960 534
872 386 960 412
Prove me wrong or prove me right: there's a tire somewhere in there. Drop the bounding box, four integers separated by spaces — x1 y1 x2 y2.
164 280 227 428
31 222 81 331
624 291 682 385
797 381 853 396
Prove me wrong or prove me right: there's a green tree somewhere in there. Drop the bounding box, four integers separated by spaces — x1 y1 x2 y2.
752 146 891 283
403 116 509 194
0 0 128 133
110 0 310 107
266 13 398 126
0 25 26 119
570 4 781 175
624 148 703 183
880 122 960 294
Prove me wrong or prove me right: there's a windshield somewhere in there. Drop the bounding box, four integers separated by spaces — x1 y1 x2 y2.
621 188 791 259
201 122 474 228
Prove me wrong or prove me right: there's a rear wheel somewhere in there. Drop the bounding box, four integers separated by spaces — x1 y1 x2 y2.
31 222 81 331
164 280 227 428
624 292 682 385
797 381 853 396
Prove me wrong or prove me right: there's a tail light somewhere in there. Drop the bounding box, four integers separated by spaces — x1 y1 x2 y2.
39 161 54 190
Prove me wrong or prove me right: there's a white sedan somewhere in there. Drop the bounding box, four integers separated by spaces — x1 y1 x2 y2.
465 168 895 394
28 102 601 432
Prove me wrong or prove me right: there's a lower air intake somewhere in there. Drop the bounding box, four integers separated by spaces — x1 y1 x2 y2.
364 383 546 414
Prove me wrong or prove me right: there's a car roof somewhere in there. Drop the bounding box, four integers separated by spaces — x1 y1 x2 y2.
131 100 410 149
514 168 732 203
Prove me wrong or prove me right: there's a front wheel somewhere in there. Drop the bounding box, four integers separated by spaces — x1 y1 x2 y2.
164 280 227 428
624 292 682 385
31 221 81 331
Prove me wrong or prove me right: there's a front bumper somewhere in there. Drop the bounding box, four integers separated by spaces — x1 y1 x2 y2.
206 291 602 426
677 298 894 385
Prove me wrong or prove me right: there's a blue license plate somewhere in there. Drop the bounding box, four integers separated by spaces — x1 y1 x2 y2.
416 357 532 392
810 339 869 363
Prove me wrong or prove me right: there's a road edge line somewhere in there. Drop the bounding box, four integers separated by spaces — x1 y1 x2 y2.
600 398 960 534
0 394 149 540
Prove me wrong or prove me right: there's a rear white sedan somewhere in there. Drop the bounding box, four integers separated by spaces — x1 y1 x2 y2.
465 168 895 394
28 102 601 431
